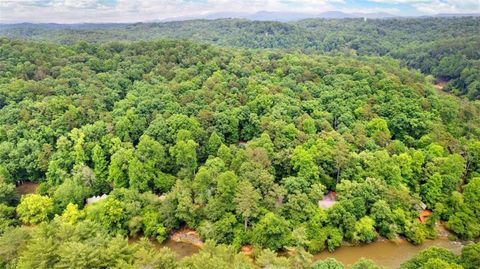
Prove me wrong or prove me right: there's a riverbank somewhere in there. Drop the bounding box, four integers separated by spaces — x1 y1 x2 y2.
139 223 466 268
135 233 464 269
312 237 463 268
170 228 204 248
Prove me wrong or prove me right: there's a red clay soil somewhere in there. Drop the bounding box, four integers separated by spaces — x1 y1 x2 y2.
241 245 253 256
419 209 433 224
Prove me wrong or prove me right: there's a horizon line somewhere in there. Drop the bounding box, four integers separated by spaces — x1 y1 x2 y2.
1 12 479 25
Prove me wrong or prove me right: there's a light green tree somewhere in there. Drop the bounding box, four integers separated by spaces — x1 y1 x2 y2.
17 194 54 224
234 180 260 231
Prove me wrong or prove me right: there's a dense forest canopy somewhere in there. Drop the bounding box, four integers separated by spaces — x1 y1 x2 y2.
2 17 480 99
0 35 479 268
0 15 480 269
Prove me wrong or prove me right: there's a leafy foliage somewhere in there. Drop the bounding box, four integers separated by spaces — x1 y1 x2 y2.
2 17 479 99
0 18 479 267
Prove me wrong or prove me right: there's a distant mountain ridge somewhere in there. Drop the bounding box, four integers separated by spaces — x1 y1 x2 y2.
158 10 479 22
160 10 397 22
1 11 478 25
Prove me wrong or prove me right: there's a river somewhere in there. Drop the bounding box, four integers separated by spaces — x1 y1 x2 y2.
312 238 463 268
15 182 464 268
15 182 465 267
158 239 201 258
154 232 463 268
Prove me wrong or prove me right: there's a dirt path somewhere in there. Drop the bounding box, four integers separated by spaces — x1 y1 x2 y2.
15 182 39 195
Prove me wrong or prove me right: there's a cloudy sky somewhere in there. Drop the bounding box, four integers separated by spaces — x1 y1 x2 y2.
1 0 479 23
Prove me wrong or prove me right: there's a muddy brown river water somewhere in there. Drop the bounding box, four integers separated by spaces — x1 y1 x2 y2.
155 237 463 268
312 238 463 268
15 180 462 268
158 239 201 258
17 182 464 268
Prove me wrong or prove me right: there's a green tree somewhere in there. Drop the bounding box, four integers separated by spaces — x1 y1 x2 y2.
421 173 444 209
310 258 344 269
170 139 198 178
371 200 397 239
291 145 319 183
0 204 17 233
60 203 84 224
400 247 461 269
252 212 292 251
0 178 17 206
207 131 223 157
255 248 291 268
217 144 233 167
234 180 260 230
351 258 385 269
70 128 87 165
405 222 427 245
461 242 480 269
52 178 89 213
17 194 54 225
180 240 253 269
108 147 133 188
366 118 391 147
333 139 349 184
128 135 168 191
154 172 177 193
0 227 31 267
91 143 109 194
353 216 377 244
302 115 317 135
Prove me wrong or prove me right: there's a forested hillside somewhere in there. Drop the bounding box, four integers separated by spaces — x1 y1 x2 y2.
0 38 479 268
2 17 480 99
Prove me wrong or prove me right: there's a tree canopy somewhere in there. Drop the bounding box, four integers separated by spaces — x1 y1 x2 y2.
0 16 479 268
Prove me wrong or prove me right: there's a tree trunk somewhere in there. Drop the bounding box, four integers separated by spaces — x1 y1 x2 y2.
336 168 341 184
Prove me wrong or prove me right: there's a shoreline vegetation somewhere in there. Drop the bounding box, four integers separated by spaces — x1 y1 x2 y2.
12 181 477 268
131 221 467 257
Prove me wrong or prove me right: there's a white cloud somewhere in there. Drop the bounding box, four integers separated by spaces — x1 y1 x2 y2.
338 6 401 15
412 0 480 14
0 0 478 23
368 0 480 14
0 0 342 23
53 0 103 9
368 0 430 3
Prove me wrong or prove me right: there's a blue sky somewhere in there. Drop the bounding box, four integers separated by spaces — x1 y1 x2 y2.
1 0 479 23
